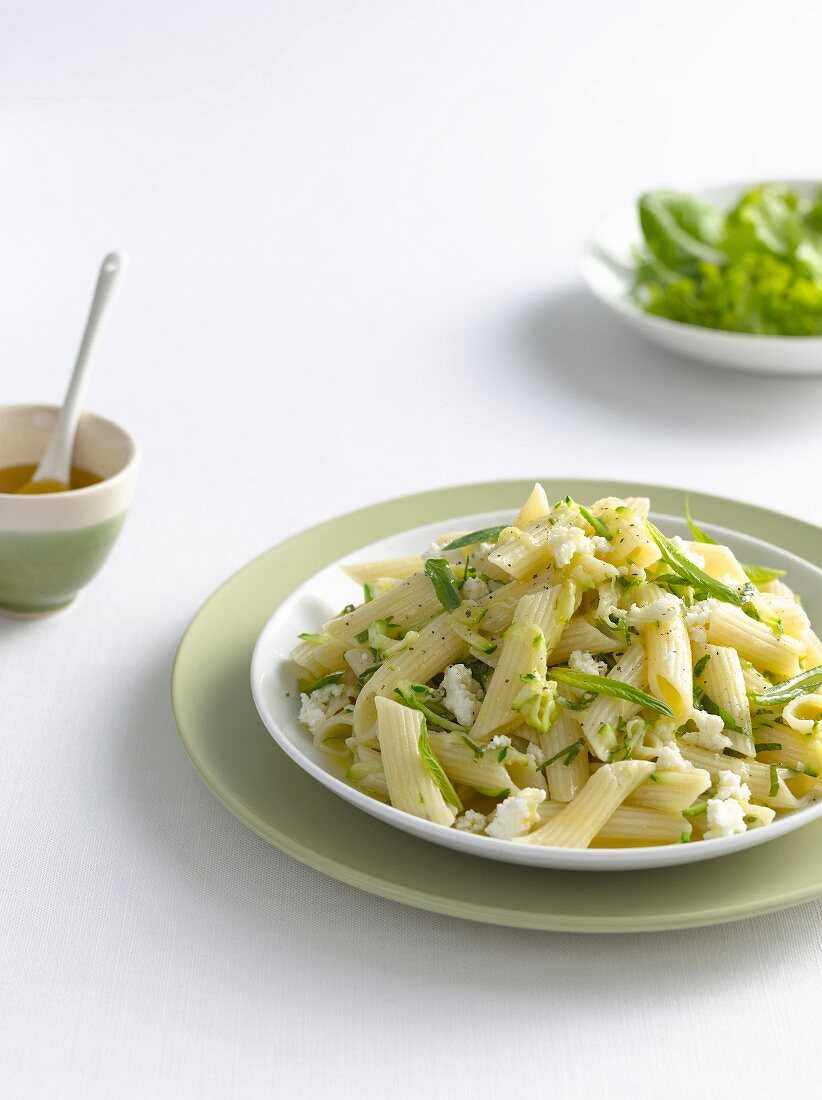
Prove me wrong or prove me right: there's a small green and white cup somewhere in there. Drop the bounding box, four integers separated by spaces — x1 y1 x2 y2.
0 405 139 617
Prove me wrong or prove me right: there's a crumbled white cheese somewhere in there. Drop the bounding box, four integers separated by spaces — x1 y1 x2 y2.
591 535 610 556
715 769 751 803
461 576 490 601
544 524 592 569
684 598 716 645
671 535 706 570
487 733 512 752
422 541 446 562
681 709 732 753
298 683 347 734
454 809 488 834
525 741 545 767
655 742 693 771
569 650 608 677
486 788 546 840
653 717 680 743
704 796 747 840
441 664 484 726
628 595 681 629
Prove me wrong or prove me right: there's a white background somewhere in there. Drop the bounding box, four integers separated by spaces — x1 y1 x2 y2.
2 1 822 1096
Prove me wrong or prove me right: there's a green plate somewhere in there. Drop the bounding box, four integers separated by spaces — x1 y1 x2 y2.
172 480 822 932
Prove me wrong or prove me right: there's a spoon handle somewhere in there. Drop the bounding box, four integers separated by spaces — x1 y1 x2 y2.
36 252 129 484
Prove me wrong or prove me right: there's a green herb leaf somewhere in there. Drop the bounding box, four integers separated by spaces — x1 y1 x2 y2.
441 526 508 551
539 738 585 770
645 520 757 612
755 742 782 753
297 671 344 694
684 498 719 545
578 504 612 541
460 733 485 759
749 665 822 707
769 764 780 798
741 563 787 585
417 718 462 811
548 667 674 717
693 684 746 736
424 558 461 613
394 681 468 733
693 653 711 678
363 583 376 603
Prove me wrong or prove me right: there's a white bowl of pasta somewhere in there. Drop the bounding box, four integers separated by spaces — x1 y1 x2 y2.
251 486 822 871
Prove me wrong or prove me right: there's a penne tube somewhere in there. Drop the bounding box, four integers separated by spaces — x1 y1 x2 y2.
699 644 754 756
427 732 516 796
628 768 712 813
375 697 455 826
538 800 689 846
539 712 589 802
579 645 647 761
678 744 799 810
326 572 442 643
353 614 467 736
518 761 654 847
513 483 550 529
706 604 804 680
342 556 423 585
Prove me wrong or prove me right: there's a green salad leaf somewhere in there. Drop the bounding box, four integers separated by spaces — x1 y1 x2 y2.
632 185 822 336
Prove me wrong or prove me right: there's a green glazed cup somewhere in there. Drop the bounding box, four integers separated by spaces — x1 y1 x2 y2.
0 405 139 617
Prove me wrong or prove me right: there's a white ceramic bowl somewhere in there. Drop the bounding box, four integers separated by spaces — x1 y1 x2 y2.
579 179 822 375
251 507 822 871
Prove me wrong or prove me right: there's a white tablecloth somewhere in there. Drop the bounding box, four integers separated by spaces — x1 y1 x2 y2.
3 1 822 1096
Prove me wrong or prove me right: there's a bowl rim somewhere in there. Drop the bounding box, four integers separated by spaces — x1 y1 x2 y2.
0 403 140 501
580 176 822 344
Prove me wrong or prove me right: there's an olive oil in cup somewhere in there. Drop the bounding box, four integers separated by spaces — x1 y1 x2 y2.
0 405 139 617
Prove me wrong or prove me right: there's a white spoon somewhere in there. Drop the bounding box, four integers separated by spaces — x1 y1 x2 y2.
19 252 128 494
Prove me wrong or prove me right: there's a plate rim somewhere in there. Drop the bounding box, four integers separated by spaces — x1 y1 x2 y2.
171 478 822 931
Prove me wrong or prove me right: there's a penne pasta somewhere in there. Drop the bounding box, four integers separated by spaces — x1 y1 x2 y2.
375 697 455 826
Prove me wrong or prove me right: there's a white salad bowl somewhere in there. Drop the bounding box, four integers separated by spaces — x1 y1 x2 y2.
251 508 822 871
579 179 822 376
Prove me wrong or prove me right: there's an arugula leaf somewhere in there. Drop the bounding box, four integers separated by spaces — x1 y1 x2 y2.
749 665 822 708
297 671 344 694
424 558 461 613
441 526 507 551
548 667 674 717
577 503 612 541
417 718 462 811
